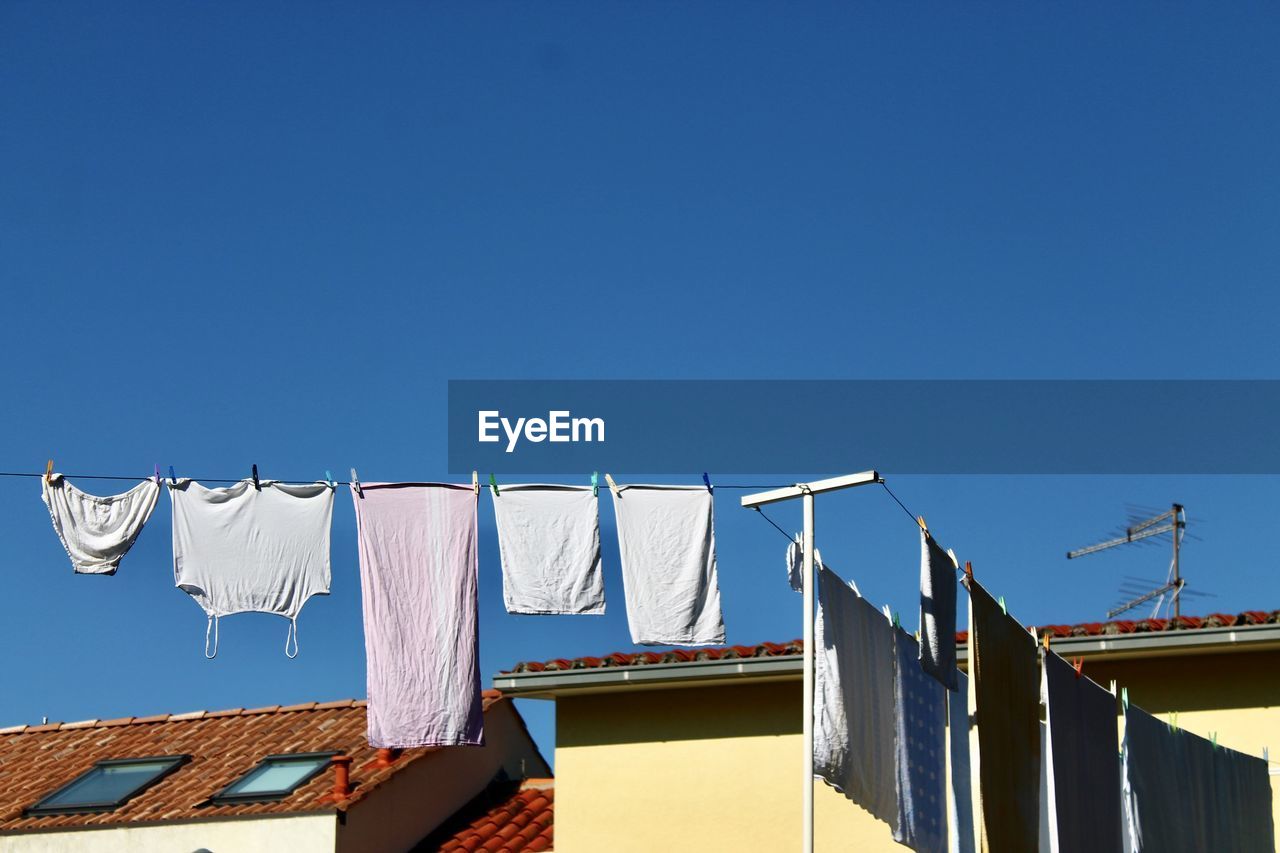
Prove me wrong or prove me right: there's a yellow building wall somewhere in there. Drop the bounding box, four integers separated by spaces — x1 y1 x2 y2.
554 649 1280 852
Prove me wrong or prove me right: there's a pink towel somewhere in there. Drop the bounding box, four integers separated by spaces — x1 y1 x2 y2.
350 482 482 748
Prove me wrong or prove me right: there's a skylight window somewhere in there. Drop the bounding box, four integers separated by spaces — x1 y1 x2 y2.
27 756 190 815
212 752 336 804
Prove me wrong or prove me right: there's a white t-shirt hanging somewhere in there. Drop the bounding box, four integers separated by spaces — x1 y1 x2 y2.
169 478 334 658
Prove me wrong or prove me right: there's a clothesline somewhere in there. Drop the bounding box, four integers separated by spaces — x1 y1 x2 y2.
0 470 795 489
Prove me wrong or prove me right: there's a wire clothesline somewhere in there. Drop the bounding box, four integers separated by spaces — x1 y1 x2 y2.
0 470 803 488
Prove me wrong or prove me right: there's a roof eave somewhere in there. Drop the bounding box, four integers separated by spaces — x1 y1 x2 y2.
494 623 1280 699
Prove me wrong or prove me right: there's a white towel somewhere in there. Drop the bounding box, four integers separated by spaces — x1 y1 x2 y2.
919 530 958 690
948 671 976 853
814 565 897 826
611 484 724 646
1042 651 1123 852
492 484 605 615
41 474 160 574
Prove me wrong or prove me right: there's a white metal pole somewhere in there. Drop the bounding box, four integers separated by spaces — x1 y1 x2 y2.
802 488 815 853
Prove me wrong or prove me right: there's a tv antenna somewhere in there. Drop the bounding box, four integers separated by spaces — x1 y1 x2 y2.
1066 503 1190 619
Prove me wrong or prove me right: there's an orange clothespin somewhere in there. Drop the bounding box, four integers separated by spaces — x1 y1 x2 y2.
1042 632 1051 652
1072 658 1084 678
963 561 974 581
917 515 928 533
44 459 53 483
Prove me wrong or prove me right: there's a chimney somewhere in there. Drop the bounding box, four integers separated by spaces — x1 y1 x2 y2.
374 747 401 767
330 755 353 799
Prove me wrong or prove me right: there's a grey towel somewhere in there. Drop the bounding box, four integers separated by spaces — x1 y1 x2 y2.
1042 652 1122 852
814 565 897 826
919 530 958 690
966 578 1040 853
1122 704 1274 852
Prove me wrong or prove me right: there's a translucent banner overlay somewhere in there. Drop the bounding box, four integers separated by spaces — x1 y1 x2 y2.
447 380 1277 474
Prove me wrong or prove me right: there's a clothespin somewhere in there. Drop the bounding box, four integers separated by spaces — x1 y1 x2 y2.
702 472 713 493
1109 679 1117 696
963 561 974 581
893 612 901 629
44 459 53 483
998 595 1007 615
168 465 177 486
1168 712 1178 731
882 604 893 621
1042 632 1051 652
591 472 599 497
472 471 479 497
251 464 260 490
1072 657 1084 678
154 464 161 484
1264 747 1269 762
1121 687 1129 709
489 473 500 497
1211 732 1218 749
324 470 334 488
604 473 620 499
350 468 362 497
947 548 959 569
917 515 928 533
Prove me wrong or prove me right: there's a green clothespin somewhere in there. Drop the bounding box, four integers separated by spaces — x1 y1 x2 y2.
1211 732 1218 749
1121 687 1129 709
998 595 1007 615
893 612 901 629
591 471 599 497
489 473 500 497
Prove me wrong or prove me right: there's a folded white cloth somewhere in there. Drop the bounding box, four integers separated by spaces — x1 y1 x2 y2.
42 474 160 574
492 484 605 615
611 484 725 646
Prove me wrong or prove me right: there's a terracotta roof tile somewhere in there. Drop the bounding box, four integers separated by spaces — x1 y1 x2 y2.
505 609 1277 673
422 779 555 853
0 692 509 832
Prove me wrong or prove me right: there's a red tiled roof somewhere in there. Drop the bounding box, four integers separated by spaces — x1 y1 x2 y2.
506 609 1280 673
420 778 554 852
0 690 507 832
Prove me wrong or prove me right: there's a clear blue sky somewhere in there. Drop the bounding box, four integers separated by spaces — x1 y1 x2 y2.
3 3 1279 767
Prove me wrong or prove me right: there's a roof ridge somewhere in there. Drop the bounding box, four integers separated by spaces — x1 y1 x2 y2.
0 698 370 736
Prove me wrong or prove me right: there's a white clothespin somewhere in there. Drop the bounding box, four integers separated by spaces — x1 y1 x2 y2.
350 468 362 498
604 473 621 499
947 548 959 569
472 471 479 497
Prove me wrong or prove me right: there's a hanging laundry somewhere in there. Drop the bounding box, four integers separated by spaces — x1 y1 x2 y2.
965 578 1040 853
814 565 897 826
893 629 948 853
1041 652 1122 853
919 530 958 690
785 533 825 592
948 670 975 853
41 474 160 575
610 484 725 646
491 484 605 615
350 482 482 748
1122 703 1274 852
169 479 333 658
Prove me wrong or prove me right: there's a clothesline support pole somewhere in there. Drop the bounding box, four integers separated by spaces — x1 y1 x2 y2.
741 469 881 853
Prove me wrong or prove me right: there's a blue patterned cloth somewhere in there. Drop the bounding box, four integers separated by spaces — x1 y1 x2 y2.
894 629 948 853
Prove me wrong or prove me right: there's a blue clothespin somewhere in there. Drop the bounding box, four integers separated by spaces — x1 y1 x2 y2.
324 470 334 488
350 468 362 498
489 473 500 497
998 595 1007 615
168 465 177 485
154 464 161 484
702 472 713 493
251 464 260 490
591 472 599 497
